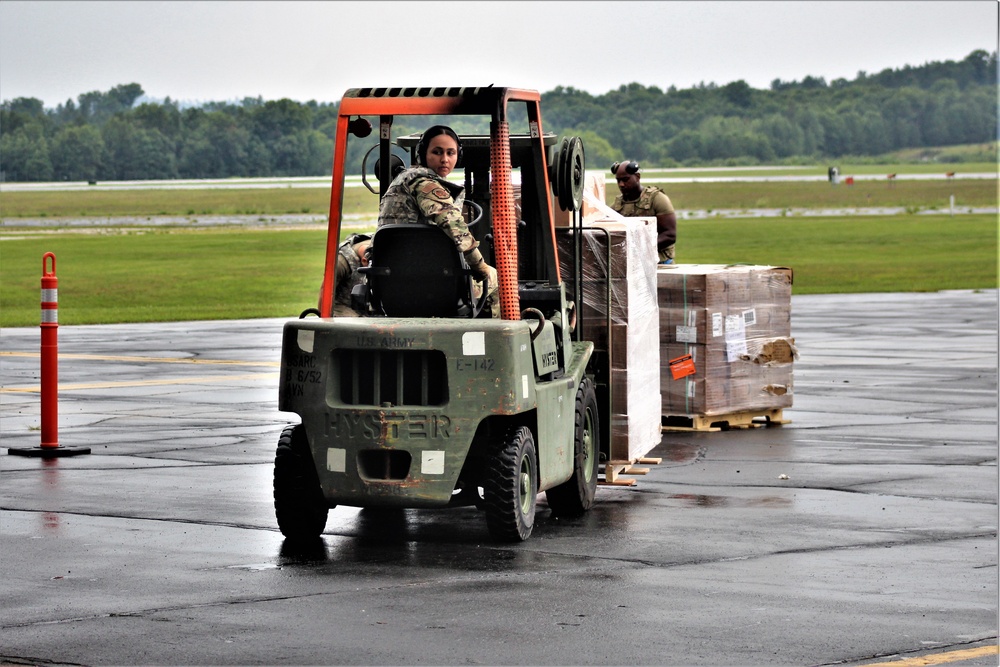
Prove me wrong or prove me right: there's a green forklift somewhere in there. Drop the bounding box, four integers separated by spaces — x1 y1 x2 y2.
275 87 605 541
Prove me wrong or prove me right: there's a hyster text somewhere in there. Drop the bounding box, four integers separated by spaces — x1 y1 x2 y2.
327 412 452 440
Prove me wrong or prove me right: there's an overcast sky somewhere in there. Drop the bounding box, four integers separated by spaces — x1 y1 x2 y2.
1 1 997 108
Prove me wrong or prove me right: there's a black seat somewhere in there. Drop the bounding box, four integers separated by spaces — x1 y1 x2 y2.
358 224 487 318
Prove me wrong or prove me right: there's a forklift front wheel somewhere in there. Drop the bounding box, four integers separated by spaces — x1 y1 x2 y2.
274 424 330 541
545 377 600 516
484 426 538 542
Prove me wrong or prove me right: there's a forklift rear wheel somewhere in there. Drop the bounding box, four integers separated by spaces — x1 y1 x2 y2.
545 377 600 516
484 426 538 541
274 424 330 541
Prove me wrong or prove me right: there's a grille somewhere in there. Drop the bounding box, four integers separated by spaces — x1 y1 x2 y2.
335 349 447 407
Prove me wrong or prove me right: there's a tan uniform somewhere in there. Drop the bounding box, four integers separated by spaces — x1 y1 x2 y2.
612 185 676 263
332 235 370 317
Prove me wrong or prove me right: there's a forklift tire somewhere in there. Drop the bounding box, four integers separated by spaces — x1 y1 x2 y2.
483 426 538 542
545 377 600 516
274 424 330 541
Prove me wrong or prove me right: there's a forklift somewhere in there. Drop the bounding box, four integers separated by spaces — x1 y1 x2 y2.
275 87 604 541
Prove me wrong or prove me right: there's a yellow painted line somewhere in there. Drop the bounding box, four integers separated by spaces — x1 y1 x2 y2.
1 372 279 393
0 351 279 367
860 644 998 666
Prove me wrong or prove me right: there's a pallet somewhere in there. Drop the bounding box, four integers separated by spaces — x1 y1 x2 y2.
661 408 790 432
599 457 662 486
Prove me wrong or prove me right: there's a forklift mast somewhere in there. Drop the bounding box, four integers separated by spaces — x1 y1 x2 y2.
318 87 565 322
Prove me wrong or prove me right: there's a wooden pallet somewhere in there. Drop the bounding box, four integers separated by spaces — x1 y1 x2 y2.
661 408 790 432
599 457 662 486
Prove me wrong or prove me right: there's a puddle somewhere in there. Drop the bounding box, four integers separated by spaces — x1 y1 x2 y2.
669 493 791 508
225 562 281 572
653 442 704 464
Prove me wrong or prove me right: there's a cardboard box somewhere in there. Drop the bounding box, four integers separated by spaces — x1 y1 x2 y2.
658 265 794 417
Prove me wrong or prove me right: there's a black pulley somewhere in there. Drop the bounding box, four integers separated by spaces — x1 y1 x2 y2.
553 137 569 209
557 136 586 212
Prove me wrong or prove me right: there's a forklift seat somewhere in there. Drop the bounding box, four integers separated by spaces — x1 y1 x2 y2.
360 224 488 318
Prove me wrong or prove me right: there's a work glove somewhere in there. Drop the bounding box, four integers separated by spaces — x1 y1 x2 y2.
467 253 500 318
464 247 486 273
482 264 500 318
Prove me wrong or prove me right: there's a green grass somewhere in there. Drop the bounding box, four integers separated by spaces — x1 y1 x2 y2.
2 172 995 221
0 228 329 326
1 214 995 327
680 214 997 293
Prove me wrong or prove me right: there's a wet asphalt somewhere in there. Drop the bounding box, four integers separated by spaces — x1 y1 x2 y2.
1 290 997 667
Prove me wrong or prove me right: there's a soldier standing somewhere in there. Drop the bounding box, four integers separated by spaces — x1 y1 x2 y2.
610 160 678 264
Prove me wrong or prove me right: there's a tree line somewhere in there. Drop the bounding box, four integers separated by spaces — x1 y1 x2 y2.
0 50 995 183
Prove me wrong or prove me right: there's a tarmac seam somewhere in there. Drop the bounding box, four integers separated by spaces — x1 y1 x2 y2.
0 459 268 473
0 654 87 667
0 562 647 630
519 531 998 571
634 480 998 504
0 592 334 631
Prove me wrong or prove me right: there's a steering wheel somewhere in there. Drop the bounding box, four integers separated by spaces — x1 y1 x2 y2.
361 144 405 195
463 200 483 227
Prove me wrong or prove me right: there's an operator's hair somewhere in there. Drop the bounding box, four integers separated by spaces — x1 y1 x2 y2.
417 125 463 167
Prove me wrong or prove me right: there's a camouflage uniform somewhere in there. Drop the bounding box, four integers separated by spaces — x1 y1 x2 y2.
332 234 370 317
611 185 676 263
379 167 499 317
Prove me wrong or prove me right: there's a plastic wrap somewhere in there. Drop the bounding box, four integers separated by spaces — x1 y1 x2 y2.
657 264 795 416
557 202 662 462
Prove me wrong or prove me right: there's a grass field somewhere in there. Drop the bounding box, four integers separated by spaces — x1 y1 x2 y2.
658 179 996 212
1 171 996 220
1 168 996 326
1 213 995 327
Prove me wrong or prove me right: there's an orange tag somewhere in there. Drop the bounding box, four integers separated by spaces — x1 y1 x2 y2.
669 354 696 380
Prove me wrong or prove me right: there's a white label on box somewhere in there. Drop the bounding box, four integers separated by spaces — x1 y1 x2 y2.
743 308 757 327
676 325 697 343
686 379 696 398
725 315 748 362
712 312 724 337
421 450 445 475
